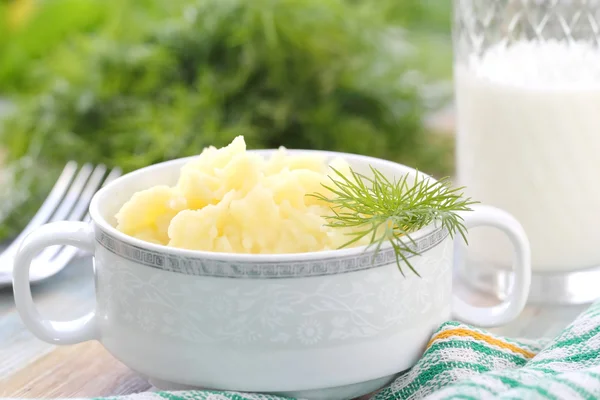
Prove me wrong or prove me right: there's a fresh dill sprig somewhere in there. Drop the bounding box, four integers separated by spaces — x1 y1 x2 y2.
309 166 478 277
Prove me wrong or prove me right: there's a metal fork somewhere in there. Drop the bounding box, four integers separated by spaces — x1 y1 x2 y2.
0 161 122 287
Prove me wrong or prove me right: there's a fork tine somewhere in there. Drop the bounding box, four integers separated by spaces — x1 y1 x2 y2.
99 167 123 188
81 166 123 224
1 162 126 281
65 164 107 222
39 164 107 261
15 161 79 236
0 162 78 271
45 166 123 267
47 163 94 223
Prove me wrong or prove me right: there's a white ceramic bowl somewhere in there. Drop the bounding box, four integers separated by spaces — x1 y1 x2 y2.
12 150 531 400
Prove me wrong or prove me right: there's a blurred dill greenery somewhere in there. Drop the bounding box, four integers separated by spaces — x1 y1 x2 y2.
0 0 453 241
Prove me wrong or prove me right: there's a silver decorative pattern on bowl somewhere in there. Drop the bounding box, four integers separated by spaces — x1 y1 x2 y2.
95 227 448 279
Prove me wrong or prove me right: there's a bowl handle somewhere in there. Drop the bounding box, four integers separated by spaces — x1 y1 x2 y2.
12 221 99 344
452 204 531 327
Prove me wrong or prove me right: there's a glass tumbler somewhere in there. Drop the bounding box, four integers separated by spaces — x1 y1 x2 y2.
453 0 600 304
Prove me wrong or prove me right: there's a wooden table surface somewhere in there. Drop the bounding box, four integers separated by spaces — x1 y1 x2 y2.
0 256 591 398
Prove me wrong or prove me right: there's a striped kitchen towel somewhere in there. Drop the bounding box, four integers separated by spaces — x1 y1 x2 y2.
45 300 600 399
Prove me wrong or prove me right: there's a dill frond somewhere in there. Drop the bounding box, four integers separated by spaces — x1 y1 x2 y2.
309 166 477 276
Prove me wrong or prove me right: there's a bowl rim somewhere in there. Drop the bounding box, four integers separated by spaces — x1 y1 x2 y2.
89 149 442 262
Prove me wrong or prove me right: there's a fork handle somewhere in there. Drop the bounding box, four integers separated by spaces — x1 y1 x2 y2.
12 221 98 344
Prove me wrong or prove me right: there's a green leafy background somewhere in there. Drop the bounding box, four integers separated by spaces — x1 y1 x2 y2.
0 0 453 241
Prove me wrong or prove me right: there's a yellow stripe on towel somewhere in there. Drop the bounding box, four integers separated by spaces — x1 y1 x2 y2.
426 328 536 359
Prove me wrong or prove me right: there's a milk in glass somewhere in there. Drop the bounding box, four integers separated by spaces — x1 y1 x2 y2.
456 41 600 272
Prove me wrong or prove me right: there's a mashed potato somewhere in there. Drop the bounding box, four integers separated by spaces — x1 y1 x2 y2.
115 136 369 253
